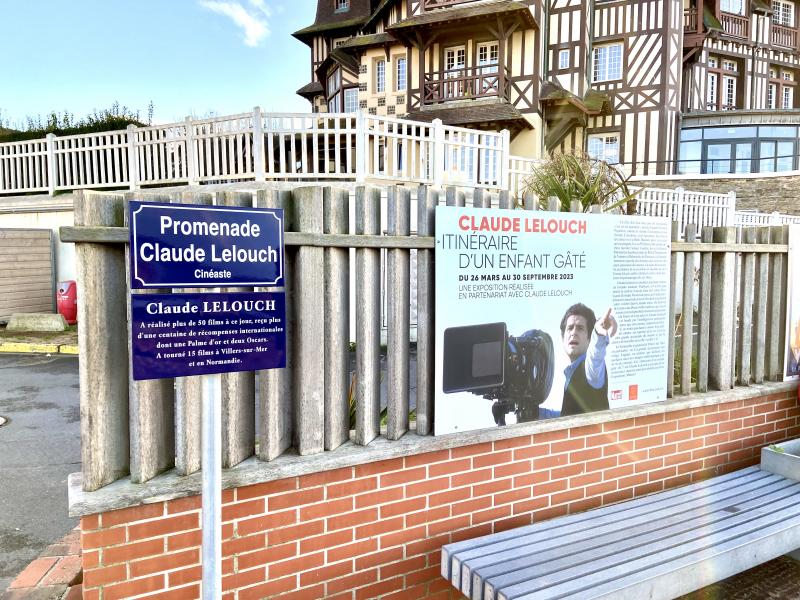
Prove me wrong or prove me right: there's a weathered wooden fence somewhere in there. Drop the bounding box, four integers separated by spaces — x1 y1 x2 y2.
60 185 791 493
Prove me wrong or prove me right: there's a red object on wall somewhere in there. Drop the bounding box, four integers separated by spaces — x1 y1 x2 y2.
57 281 77 325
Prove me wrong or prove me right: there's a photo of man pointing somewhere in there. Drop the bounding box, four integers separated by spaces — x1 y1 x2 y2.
560 303 618 416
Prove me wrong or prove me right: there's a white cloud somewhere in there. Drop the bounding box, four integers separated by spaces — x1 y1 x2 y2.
200 1 271 47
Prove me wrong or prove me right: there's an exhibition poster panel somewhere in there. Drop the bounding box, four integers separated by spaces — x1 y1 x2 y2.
434 206 671 436
786 225 800 381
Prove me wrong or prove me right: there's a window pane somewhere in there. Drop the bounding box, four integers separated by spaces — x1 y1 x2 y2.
344 88 358 112
680 129 702 141
703 126 757 139
679 141 702 174
376 60 385 92
707 143 731 173
777 141 794 171
559 49 569 69
759 126 797 137
760 141 776 172
734 143 752 173
396 57 406 91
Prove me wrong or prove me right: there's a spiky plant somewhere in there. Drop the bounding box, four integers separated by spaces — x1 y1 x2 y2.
522 152 638 213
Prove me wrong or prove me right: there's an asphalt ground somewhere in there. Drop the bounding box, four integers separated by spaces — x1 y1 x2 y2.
0 354 79 594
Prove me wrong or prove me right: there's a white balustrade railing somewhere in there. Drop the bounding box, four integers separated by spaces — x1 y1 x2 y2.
634 186 736 237
735 210 800 226
0 107 514 196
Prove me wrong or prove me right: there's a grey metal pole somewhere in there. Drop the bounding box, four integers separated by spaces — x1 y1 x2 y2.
201 373 222 600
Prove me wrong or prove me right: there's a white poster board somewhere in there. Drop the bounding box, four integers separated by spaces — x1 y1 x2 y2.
785 224 800 381
434 207 671 436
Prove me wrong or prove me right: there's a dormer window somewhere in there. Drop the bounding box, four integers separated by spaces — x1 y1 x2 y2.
335 0 349 12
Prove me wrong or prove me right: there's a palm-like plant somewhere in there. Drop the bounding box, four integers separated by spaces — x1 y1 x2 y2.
522 152 638 213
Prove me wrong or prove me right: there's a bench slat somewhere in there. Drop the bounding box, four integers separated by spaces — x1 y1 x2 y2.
467 474 796 598
442 466 761 581
485 478 800 599
493 478 800 600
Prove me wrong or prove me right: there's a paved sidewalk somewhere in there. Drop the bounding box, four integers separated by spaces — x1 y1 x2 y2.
2 528 81 600
0 326 78 356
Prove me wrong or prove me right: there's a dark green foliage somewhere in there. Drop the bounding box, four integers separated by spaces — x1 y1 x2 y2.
0 101 154 143
523 152 639 213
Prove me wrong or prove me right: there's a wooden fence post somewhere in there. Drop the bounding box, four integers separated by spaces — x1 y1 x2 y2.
324 187 350 450
767 226 789 380
125 191 175 483
75 191 129 491
737 227 756 386
667 222 679 398
708 226 736 390
416 184 436 436
256 188 294 461
752 227 771 383
387 186 411 440
696 227 713 392
171 191 213 476
293 187 326 454
355 186 382 446
681 223 697 394
218 191 256 467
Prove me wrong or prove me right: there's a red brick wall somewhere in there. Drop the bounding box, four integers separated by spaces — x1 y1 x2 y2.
80 390 799 600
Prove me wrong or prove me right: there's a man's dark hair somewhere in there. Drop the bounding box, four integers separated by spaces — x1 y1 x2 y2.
560 303 596 336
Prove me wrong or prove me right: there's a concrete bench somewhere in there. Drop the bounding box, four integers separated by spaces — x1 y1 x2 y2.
442 465 800 600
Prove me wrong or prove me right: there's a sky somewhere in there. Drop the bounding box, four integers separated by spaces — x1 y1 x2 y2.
0 0 317 128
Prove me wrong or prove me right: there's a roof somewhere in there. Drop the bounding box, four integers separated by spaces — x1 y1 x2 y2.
404 102 532 128
296 81 324 97
293 15 370 42
337 32 396 50
540 81 611 115
387 0 537 35
364 0 394 30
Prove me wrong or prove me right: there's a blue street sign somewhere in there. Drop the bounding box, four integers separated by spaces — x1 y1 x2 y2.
131 292 286 380
129 201 284 289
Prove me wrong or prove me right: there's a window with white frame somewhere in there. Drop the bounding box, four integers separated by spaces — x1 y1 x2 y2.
334 0 349 11
783 86 794 108
477 41 499 93
592 43 623 82
395 56 406 91
707 73 718 110
343 87 358 112
375 59 385 93
333 37 348 48
326 69 342 112
723 75 737 109
723 60 737 72
559 49 570 69
773 0 795 26
587 133 620 164
721 0 745 14
768 83 777 108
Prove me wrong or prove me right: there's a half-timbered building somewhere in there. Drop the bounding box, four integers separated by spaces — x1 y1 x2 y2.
294 0 800 175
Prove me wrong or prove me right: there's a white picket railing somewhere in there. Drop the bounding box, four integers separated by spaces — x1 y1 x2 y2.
634 186 736 237
0 107 512 196
734 210 800 226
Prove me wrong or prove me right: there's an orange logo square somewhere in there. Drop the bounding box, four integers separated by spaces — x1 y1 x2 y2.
628 384 639 401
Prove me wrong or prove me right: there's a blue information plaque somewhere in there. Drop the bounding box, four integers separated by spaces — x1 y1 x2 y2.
129 201 284 289
131 292 286 380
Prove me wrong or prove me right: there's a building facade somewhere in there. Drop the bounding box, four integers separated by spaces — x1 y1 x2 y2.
294 0 800 176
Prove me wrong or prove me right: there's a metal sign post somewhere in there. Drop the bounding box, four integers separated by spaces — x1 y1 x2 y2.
201 373 222 600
